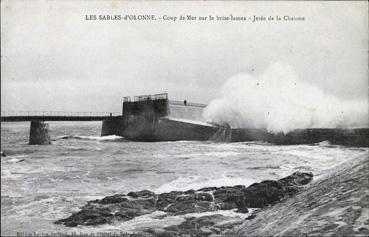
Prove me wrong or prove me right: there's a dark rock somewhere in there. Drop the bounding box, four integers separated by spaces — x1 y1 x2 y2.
127 190 156 198
98 194 128 204
1 151 6 157
194 192 213 201
56 171 313 228
156 191 184 210
55 208 112 227
166 199 213 214
114 211 132 221
184 189 195 194
147 228 181 237
163 214 237 236
55 197 157 227
240 173 312 209
175 195 194 202
64 221 78 227
244 213 257 220
280 171 313 186
215 186 247 207
117 198 157 216
236 207 249 213
84 216 107 226
163 192 215 214
215 201 238 210
198 187 218 192
242 180 289 208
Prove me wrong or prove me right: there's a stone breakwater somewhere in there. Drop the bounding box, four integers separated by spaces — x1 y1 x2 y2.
231 153 369 236
55 171 313 229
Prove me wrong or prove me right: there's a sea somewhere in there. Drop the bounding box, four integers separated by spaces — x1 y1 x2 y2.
1 121 368 235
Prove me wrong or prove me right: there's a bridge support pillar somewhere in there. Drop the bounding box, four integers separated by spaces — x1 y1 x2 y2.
29 121 51 145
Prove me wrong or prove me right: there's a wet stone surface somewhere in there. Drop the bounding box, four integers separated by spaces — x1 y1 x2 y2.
232 154 369 237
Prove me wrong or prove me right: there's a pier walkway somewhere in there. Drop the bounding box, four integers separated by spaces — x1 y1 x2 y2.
1 111 121 122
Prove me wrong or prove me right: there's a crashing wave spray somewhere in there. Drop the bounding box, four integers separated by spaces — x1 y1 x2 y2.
203 62 368 133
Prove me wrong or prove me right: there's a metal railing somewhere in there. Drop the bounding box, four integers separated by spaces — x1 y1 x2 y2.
169 100 207 108
133 93 168 102
1 111 121 117
121 93 207 108
123 93 168 103
123 96 131 102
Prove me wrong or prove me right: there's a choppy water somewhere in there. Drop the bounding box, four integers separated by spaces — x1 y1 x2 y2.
1 122 368 235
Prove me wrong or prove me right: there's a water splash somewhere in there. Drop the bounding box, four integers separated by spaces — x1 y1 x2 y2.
203 62 368 133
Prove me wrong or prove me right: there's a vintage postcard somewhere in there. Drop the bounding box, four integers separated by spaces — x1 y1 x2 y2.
1 1 368 236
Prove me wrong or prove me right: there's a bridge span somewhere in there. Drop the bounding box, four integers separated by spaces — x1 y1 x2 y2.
1 111 121 122
1 111 122 145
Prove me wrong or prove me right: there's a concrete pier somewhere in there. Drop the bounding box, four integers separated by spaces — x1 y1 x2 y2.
115 94 369 146
29 121 51 145
210 123 232 142
101 118 123 136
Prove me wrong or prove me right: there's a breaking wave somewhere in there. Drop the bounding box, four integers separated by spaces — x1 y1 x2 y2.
203 62 368 133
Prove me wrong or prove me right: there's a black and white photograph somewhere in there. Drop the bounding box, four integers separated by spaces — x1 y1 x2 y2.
1 0 368 236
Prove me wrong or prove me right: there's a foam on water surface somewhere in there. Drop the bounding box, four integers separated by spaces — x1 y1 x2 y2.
155 175 256 193
56 134 125 141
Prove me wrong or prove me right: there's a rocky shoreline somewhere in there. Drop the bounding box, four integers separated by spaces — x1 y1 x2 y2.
55 171 313 234
55 153 368 236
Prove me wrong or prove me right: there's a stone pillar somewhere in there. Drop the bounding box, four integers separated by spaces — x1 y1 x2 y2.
29 121 51 145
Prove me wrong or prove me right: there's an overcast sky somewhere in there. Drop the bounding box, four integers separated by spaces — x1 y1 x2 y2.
1 1 368 113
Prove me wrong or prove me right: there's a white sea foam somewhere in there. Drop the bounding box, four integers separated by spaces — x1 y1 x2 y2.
3 158 25 163
82 135 125 141
155 175 256 193
56 135 124 141
184 208 257 219
1 169 13 178
316 140 332 147
172 151 240 159
203 62 368 133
